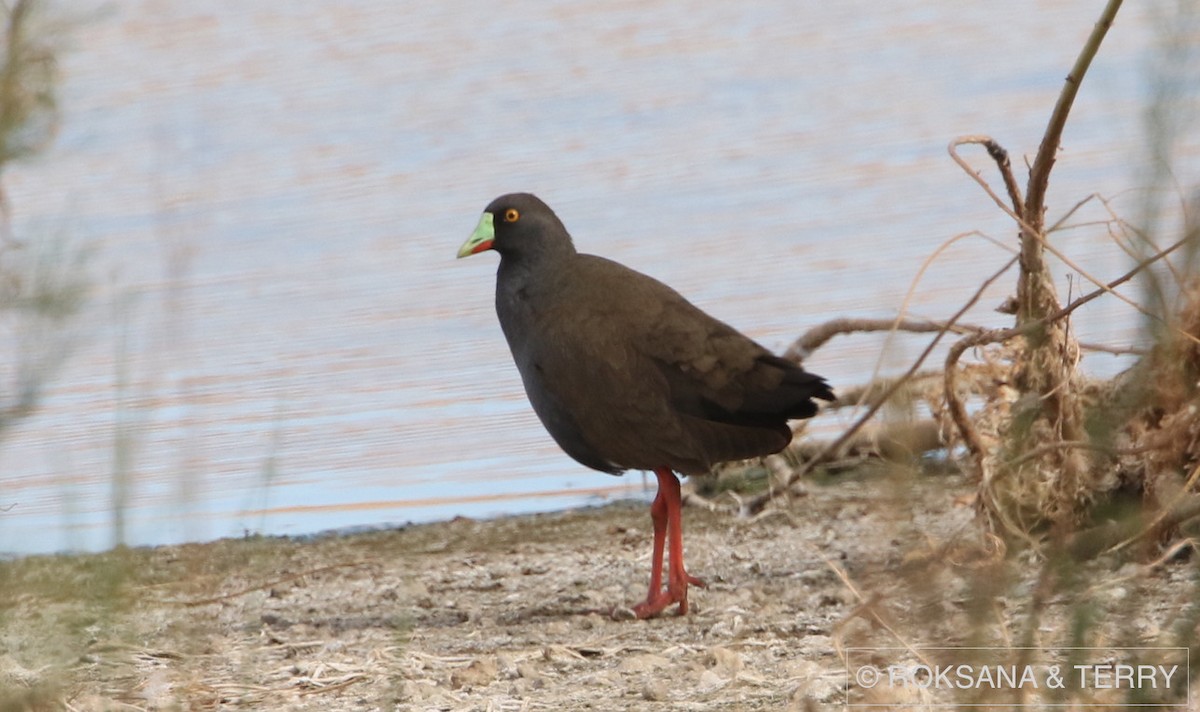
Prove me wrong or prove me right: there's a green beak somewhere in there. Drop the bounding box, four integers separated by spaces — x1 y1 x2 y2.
457 212 495 258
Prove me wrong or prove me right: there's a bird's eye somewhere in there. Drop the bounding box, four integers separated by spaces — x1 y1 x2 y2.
504 208 520 223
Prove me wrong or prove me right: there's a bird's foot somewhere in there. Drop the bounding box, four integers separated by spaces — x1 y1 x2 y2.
632 572 707 619
631 590 681 619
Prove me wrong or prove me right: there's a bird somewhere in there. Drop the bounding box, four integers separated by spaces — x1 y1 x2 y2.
457 193 834 618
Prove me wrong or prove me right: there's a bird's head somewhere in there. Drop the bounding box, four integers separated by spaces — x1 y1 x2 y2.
457 193 574 260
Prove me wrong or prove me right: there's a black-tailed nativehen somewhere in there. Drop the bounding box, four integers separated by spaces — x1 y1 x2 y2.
457 193 834 618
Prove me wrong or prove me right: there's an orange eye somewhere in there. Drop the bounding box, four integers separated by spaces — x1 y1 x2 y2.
504 208 520 223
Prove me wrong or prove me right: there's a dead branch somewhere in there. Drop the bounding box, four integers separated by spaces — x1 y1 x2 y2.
1025 0 1123 223
949 136 1026 223
981 0 1123 529
786 315 1140 365
943 329 1003 468
784 318 984 362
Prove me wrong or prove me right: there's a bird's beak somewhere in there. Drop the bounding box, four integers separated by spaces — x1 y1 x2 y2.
457 212 495 258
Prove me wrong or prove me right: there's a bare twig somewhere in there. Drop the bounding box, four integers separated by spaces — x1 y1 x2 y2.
784 317 984 362
1025 0 1123 223
786 315 1139 364
1099 193 1189 288
950 136 1026 218
943 329 1001 467
1036 229 1192 334
949 136 1037 235
1046 194 1100 234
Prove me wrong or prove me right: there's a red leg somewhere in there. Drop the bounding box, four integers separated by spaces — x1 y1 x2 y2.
632 467 705 618
645 488 667 598
632 486 669 618
660 468 705 614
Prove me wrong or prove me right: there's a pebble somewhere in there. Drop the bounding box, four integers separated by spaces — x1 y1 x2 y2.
642 679 669 701
709 646 745 678
449 657 498 690
697 668 728 693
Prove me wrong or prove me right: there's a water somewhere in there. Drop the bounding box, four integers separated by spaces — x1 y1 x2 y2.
0 0 1194 554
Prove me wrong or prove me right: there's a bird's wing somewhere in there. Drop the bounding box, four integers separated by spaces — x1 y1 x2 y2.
560 255 833 422
629 277 828 422
530 255 831 473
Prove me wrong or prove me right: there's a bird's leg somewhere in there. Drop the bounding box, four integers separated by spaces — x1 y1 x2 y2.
646 487 667 598
632 485 669 618
632 467 705 618
660 467 705 615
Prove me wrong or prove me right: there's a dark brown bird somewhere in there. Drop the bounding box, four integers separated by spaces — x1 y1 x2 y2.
458 193 833 618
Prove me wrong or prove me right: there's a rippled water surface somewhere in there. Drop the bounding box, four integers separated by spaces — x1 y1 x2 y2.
1 1 1193 553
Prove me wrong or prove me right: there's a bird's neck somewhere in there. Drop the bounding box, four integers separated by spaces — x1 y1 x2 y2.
495 244 574 326
497 238 576 280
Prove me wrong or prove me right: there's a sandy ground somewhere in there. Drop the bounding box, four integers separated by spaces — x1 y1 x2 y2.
1 466 1196 710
